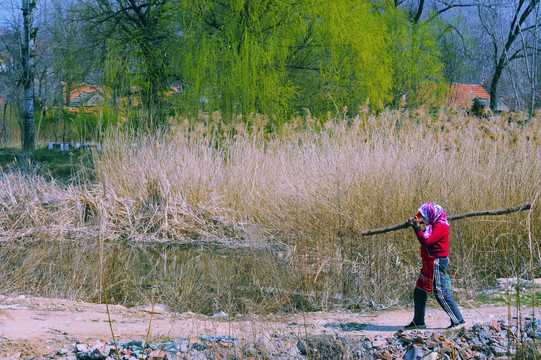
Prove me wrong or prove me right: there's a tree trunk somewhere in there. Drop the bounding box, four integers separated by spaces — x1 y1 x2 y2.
488 0 540 110
489 55 505 110
63 82 71 146
23 85 35 152
1 99 7 147
22 0 36 153
140 43 165 130
36 99 48 145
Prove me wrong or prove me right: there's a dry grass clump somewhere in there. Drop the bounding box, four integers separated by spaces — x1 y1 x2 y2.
0 108 540 314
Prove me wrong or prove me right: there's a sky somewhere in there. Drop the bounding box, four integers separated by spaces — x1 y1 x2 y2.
1 0 57 30
0 1 18 29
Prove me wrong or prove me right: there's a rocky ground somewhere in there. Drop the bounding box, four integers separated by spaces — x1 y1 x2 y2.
1 293 540 359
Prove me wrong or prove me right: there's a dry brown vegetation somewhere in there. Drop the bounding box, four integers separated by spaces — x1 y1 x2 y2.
0 107 540 315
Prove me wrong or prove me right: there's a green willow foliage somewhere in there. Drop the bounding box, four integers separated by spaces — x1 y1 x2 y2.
80 0 178 127
178 0 394 117
383 6 446 107
308 0 392 110
80 0 446 122
178 0 303 117
297 0 392 113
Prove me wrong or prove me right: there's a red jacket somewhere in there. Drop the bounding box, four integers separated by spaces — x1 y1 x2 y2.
414 222 450 258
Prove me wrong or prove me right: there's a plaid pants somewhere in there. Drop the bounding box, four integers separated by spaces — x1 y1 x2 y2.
413 257 463 325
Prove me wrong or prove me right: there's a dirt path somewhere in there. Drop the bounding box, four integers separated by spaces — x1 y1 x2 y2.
1 294 539 358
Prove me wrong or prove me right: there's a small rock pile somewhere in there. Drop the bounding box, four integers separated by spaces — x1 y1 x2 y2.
49 333 297 360
299 318 541 359
48 318 541 359
54 336 245 360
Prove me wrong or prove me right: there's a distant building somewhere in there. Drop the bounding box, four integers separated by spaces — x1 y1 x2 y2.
449 83 509 113
62 83 105 109
61 83 181 111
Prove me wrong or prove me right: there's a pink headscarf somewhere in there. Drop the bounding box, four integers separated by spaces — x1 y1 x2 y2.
417 202 448 237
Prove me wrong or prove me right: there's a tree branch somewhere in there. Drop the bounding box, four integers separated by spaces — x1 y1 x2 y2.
413 0 425 23
360 204 531 236
436 3 477 15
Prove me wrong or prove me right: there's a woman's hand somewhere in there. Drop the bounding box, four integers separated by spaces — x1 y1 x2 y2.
407 217 420 227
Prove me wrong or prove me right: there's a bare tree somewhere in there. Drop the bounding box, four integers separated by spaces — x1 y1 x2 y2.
76 0 179 130
478 0 541 110
21 0 36 153
0 19 24 147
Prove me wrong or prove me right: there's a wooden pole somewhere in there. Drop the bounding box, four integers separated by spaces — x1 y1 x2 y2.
361 203 532 236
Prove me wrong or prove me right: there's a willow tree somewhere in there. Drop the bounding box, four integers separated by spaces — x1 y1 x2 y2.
78 0 179 129
178 0 302 117
293 0 393 113
179 0 393 118
383 6 446 107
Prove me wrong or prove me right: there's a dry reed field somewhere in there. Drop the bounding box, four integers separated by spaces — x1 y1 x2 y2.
0 107 540 315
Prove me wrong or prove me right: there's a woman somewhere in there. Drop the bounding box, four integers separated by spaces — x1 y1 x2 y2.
404 202 465 330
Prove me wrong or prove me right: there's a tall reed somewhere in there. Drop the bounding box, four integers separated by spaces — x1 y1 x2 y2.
0 108 539 313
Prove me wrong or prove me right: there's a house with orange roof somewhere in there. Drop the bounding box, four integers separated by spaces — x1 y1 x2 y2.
448 83 509 113
62 83 105 109
61 83 181 110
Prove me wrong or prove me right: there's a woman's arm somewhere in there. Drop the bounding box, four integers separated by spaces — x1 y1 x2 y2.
414 223 448 246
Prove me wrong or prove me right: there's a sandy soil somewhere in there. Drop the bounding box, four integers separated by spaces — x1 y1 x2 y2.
1 294 539 359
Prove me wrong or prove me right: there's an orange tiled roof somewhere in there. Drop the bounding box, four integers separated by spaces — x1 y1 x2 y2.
449 83 490 108
62 83 181 108
63 83 103 103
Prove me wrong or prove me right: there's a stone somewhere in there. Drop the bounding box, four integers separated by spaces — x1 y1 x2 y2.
103 346 114 356
296 340 307 355
49 317 541 360
212 311 229 318
456 346 474 359
440 346 452 355
76 344 89 352
400 333 415 344
490 345 508 356
423 352 438 360
490 321 500 331
373 339 387 349
471 343 486 352
159 342 180 353
191 343 207 351
404 345 423 360
140 304 168 314
148 349 167 360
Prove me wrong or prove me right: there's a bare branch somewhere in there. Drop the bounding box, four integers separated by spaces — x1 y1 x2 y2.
361 204 532 236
